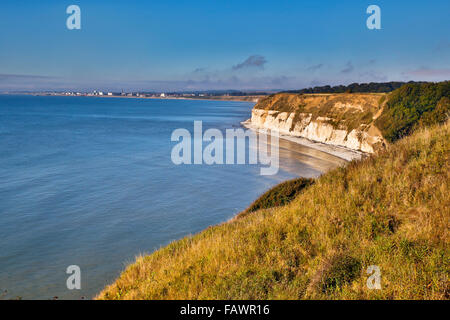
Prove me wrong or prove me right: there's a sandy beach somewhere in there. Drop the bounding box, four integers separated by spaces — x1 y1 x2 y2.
241 119 365 162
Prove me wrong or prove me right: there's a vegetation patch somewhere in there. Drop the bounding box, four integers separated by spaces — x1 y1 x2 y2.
376 81 450 142
238 177 314 218
283 81 423 94
314 254 361 294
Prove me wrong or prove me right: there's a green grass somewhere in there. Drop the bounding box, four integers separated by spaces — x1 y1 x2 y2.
237 177 314 218
97 121 449 300
376 81 450 142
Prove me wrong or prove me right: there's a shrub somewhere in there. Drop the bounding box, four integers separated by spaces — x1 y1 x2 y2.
376 81 450 142
239 177 314 217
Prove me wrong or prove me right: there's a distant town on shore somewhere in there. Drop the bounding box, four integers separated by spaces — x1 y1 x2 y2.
5 81 429 100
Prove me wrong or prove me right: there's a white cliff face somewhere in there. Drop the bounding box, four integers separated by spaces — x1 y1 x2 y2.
250 109 384 153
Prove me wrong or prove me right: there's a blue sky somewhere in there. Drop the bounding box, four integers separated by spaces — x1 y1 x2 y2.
0 0 449 91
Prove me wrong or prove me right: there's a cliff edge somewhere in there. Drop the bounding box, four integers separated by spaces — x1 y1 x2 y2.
245 93 387 154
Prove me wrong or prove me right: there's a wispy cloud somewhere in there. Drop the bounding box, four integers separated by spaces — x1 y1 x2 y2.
192 68 207 73
0 73 57 81
305 64 323 72
434 40 450 52
0 73 63 91
403 67 450 77
171 75 298 91
232 55 267 71
357 71 387 82
0 73 303 92
340 61 354 74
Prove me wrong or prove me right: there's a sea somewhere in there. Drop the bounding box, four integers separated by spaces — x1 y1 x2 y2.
0 95 346 299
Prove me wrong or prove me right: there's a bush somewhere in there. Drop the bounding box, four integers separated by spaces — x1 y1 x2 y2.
376 81 450 142
320 255 361 293
239 177 314 217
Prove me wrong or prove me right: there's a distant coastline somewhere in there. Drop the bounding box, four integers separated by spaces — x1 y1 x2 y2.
10 92 264 103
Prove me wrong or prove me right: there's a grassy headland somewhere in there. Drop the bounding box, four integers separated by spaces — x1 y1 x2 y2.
97 82 449 300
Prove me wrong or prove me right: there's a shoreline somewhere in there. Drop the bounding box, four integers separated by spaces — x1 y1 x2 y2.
5 92 262 103
5 92 362 162
241 119 365 162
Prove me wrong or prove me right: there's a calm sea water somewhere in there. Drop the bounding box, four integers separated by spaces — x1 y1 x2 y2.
0 95 345 299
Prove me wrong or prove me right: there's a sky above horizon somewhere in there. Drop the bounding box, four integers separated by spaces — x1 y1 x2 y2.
0 0 449 92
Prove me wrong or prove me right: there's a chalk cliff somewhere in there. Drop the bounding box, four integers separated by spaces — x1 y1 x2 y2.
245 93 387 154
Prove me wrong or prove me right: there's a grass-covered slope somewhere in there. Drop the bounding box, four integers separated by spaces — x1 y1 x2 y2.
98 122 449 300
375 81 449 142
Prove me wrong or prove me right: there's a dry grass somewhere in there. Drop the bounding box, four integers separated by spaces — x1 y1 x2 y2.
236 177 314 219
97 122 449 300
256 93 384 132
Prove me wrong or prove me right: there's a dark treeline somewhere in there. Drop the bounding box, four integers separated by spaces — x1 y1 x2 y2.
283 81 427 94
